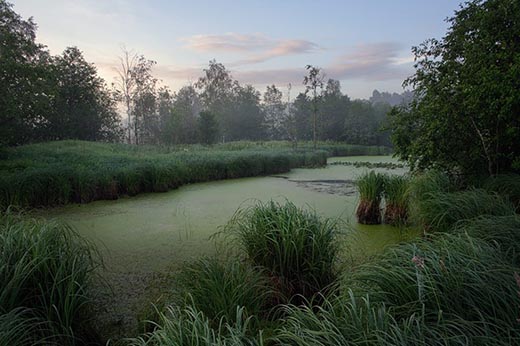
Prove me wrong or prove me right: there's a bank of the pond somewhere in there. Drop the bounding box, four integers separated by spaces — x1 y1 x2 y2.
0 140 391 210
38 156 414 340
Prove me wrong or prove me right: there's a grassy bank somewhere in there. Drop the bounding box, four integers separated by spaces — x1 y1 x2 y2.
0 140 390 210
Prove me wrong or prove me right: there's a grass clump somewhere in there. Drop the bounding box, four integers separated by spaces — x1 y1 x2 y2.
176 257 274 325
0 213 100 345
452 215 520 265
355 171 386 224
383 175 410 226
128 305 264 346
224 200 341 303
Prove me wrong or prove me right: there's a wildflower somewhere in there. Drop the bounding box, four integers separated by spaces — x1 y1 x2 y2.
412 255 425 269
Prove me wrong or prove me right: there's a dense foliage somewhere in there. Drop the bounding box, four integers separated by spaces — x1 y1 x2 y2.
390 0 520 176
0 1 121 145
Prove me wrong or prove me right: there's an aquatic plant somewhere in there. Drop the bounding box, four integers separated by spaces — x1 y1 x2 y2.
383 175 410 225
224 200 341 303
329 161 405 169
355 171 386 224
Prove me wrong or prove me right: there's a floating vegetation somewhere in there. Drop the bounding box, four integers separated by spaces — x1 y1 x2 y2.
329 161 405 169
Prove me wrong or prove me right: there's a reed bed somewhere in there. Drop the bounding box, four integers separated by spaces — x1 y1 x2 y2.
0 140 338 209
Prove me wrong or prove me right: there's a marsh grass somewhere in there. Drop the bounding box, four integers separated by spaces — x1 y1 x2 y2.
410 188 515 232
0 140 348 209
223 200 341 304
176 257 274 326
355 171 386 224
276 232 520 345
484 173 520 211
128 305 264 346
0 213 100 345
452 215 520 265
383 175 410 226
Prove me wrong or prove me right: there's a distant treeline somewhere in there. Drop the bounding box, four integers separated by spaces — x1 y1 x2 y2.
1 1 410 147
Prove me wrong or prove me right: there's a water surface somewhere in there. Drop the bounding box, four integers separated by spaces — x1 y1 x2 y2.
39 156 415 336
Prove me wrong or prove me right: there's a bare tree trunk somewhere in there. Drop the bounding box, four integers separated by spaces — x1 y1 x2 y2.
470 117 493 176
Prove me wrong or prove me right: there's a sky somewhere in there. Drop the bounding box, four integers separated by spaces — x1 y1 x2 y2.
12 0 462 99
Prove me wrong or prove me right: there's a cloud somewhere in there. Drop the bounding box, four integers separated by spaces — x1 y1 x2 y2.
180 33 319 65
180 33 271 52
233 42 413 86
327 42 413 81
95 41 414 96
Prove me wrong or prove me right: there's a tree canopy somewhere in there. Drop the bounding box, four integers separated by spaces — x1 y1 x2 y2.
389 0 520 176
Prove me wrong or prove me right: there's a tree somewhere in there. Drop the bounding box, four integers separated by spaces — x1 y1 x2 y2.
196 60 236 140
389 0 520 176
114 49 157 144
0 0 53 145
229 84 264 140
166 85 200 144
321 79 349 141
262 85 285 139
303 65 325 149
198 111 219 144
49 47 120 141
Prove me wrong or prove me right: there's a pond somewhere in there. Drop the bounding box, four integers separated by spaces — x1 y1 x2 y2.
39 156 415 336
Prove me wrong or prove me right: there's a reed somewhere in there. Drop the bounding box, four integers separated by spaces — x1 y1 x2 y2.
355 171 386 224
383 175 410 226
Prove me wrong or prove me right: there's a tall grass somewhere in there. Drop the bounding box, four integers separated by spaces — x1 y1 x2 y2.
0 213 100 345
383 175 410 226
409 188 515 232
452 215 520 265
0 140 338 209
129 305 264 346
276 233 520 345
484 173 520 210
176 257 274 325
223 201 341 303
355 171 385 224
